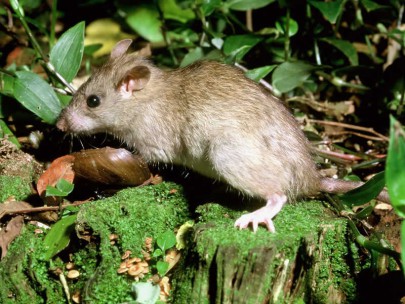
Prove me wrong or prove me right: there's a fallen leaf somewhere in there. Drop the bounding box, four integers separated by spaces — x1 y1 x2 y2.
0 199 33 220
0 215 24 259
289 97 355 120
37 155 75 205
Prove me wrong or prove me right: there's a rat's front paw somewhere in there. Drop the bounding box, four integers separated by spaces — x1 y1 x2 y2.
234 208 276 233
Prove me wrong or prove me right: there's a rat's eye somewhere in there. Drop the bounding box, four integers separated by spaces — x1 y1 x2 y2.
86 95 101 108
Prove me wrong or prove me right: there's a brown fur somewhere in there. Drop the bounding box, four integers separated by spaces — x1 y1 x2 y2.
58 51 320 202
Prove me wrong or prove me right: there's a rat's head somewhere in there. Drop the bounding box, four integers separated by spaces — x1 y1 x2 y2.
56 39 153 135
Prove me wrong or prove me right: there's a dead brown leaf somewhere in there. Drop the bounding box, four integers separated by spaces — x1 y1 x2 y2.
0 199 33 221
36 155 75 206
0 215 24 259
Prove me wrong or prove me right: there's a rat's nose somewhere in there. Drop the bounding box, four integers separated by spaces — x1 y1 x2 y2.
56 116 67 132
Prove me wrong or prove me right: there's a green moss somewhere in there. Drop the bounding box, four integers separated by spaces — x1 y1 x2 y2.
0 182 369 303
172 199 363 303
0 182 191 303
306 217 361 303
194 200 331 261
0 225 63 304
77 182 191 255
0 175 32 202
73 182 191 302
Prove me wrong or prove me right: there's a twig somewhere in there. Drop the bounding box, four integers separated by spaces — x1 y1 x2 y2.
5 200 91 216
324 131 388 142
59 271 71 304
309 119 389 141
246 10 253 31
155 2 178 65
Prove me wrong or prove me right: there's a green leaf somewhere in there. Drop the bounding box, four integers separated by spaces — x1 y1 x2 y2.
57 178 74 194
308 0 345 24
227 0 276 11
275 17 299 37
132 282 160 304
321 38 359 66
46 179 74 197
152 248 163 258
386 116 405 218
20 0 42 10
45 185 66 197
9 0 25 17
49 22 85 83
14 71 62 124
360 0 389 12
157 230 176 252
84 43 103 56
0 119 20 148
245 65 276 82
156 261 169 276
180 47 204 67
158 0 195 23
211 37 224 49
354 205 374 220
223 35 262 61
201 0 222 15
339 171 385 207
126 5 164 43
57 93 72 108
387 28 405 48
42 215 77 260
0 72 15 96
272 61 317 93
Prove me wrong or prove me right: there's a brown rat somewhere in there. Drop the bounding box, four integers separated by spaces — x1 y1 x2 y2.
57 39 388 232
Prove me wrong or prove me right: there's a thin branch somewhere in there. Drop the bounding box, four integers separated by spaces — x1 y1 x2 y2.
5 200 91 216
309 119 389 141
325 131 388 142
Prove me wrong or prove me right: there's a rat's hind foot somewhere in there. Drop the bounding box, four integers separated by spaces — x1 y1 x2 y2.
234 193 287 232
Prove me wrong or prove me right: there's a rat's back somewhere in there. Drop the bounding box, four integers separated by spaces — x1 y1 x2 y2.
165 61 320 200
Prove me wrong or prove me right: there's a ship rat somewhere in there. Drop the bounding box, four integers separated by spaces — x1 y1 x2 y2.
57 39 388 232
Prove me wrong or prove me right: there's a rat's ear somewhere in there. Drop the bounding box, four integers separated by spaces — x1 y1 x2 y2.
118 66 151 97
110 39 133 59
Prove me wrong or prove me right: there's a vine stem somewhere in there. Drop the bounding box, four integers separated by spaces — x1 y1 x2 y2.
10 0 75 94
347 220 402 270
50 0 58 47
284 8 290 62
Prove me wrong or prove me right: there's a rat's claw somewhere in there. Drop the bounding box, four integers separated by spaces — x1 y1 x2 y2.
234 209 276 233
263 218 275 232
234 216 250 230
234 193 287 233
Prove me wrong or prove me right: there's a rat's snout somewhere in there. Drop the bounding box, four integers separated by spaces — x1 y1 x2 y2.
56 110 68 132
56 117 67 132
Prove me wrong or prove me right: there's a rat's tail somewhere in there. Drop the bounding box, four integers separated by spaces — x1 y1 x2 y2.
319 177 390 204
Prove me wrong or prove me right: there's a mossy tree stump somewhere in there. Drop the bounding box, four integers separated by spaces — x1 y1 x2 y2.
172 202 358 304
1 182 363 303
